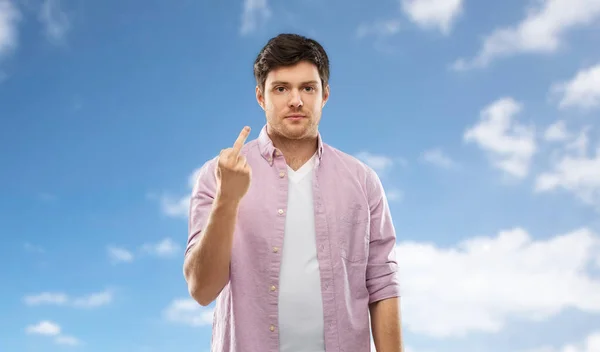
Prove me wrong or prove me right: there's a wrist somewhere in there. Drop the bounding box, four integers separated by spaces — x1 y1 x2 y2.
215 191 242 209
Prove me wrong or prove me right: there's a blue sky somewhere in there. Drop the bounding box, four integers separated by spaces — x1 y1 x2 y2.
1 0 600 351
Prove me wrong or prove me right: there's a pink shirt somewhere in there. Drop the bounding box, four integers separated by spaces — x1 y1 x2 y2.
186 125 401 352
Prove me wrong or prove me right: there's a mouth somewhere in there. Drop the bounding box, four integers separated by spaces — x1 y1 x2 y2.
285 115 306 120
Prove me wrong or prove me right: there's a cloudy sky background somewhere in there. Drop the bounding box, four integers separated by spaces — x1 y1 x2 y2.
1 0 600 351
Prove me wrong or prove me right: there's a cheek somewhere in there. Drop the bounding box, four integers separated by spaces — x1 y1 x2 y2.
309 98 323 112
264 102 282 121
265 98 285 113
264 98 275 112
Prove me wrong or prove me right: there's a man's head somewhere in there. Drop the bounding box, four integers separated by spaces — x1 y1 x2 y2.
254 33 330 140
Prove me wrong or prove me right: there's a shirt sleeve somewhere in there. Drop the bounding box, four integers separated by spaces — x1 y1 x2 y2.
365 167 401 304
185 157 218 258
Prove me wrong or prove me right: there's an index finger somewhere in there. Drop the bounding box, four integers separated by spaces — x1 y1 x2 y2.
232 126 250 154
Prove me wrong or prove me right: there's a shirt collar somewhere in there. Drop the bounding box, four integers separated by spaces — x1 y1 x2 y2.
257 124 324 165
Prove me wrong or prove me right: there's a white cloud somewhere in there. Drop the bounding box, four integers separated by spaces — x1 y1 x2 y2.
452 0 600 70
535 127 600 208
107 246 134 263
552 62 600 111
187 167 204 189
355 151 396 174
565 126 592 156
0 0 20 58
72 290 113 308
420 148 456 168
151 167 202 218
398 227 600 338
108 238 181 260
240 0 271 35
386 188 404 202
24 292 68 306
26 321 61 336
544 120 571 142
401 0 463 35
163 298 214 327
464 97 536 178
141 237 181 257
55 335 80 346
526 331 600 352
356 19 401 38
157 194 189 218
25 321 82 346
38 0 69 43
24 289 113 308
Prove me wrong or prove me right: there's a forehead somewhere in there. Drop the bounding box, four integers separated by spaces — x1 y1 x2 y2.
265 61 321 84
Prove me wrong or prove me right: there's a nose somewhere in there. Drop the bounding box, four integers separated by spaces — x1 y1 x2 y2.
288 89 303 108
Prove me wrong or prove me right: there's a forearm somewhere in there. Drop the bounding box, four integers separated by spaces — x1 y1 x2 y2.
184 194 240 306
370 297 403 352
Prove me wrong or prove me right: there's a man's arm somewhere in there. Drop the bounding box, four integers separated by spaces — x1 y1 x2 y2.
184 185 240 306
370 297 403 352
364 167 403 351
183 126 252 307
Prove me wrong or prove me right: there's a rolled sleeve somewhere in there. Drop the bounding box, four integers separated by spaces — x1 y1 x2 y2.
365 168 401 304
185 157 218 258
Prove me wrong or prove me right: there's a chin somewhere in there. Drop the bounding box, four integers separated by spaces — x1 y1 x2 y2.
268 116 316 138
281 128 307 139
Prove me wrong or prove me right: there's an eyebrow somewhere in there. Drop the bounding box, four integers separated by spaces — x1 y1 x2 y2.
269 80 319 86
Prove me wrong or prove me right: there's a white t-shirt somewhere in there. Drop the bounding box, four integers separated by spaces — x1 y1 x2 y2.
278 153 325 352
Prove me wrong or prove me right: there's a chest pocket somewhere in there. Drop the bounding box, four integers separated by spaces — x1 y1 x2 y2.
337 203 369 263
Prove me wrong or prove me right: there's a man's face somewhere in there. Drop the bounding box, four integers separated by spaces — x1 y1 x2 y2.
256 60 329 140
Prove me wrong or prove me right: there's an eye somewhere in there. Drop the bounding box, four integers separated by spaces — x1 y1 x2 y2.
274 87 286 93
304 86 315 92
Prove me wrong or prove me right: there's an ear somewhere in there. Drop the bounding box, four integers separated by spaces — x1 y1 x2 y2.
255 85 265 110
322 84 330 108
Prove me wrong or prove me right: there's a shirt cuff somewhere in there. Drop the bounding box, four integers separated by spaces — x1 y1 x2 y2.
368 276 401 304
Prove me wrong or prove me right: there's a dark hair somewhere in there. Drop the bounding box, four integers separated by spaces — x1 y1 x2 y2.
253 33 330 93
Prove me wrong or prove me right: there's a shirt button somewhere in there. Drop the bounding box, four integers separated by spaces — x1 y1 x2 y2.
270 285 277 291
279 171 285 178
278 209 284 215
273 247 279 253
270 325 275 332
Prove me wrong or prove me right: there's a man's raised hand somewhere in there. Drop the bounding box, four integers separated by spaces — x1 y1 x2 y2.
216 126 252 203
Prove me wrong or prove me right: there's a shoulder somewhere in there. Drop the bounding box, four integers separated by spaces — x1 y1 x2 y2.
322 143 385 201
190 156 218 195
322 143 380 181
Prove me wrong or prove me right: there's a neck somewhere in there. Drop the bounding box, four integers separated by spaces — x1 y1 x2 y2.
267 130 318 171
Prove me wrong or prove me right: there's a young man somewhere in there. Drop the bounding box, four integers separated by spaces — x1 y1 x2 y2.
183 33 403 352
